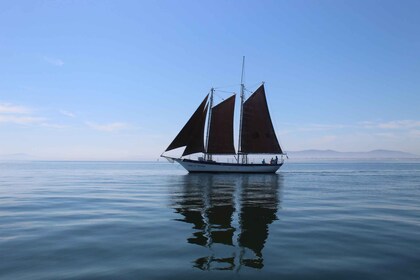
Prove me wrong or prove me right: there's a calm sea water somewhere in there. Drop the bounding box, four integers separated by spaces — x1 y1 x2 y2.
0 161 419 279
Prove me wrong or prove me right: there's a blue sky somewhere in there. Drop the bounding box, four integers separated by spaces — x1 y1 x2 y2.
1 0 419 160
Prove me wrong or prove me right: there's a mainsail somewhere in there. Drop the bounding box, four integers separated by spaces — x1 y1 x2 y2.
165 95 209 153
240 85 282 154
207 95 236 155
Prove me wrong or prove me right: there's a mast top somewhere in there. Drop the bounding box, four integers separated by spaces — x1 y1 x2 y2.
240 56 245 86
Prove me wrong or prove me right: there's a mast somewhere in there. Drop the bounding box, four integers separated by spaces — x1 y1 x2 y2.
238 56 246 163
205 88 214 161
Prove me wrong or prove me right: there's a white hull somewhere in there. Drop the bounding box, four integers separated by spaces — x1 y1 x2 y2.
174 158 283 173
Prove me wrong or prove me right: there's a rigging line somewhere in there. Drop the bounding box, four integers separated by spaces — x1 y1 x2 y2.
213 83 241 90
213 92 225 101
245 81 265 91
215 89 236 94
243 82 264 94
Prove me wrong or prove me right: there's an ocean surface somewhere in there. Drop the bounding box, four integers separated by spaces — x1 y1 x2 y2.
0 161 419 279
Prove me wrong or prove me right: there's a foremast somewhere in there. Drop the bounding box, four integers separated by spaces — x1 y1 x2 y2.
204 88 214 161
238 56 247 164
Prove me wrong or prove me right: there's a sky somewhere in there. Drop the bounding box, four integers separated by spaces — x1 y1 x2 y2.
1 0 420 160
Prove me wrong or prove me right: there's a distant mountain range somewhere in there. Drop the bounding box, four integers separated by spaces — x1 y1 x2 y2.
286 149 420 159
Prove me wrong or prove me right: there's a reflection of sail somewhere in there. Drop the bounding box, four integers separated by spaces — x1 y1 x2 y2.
172 176 208 247
238 175 279 269
171 174 282 271
207 177 235 247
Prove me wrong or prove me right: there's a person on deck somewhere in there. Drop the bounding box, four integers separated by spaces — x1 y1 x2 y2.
275 156 278 164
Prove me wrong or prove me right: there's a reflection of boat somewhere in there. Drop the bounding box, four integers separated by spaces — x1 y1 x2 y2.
171 174 282 270
161 58 285 173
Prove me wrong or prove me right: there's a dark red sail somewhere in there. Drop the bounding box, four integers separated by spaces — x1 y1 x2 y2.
240 85 282 154
207 95 236 154
165 95 208 152
182 104 208 156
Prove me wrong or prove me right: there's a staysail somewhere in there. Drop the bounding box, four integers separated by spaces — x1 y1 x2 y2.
165 95 209 152
207 95 236 154
240 85 282 154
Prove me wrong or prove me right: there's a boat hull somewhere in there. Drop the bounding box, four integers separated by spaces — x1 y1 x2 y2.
175 158 283 173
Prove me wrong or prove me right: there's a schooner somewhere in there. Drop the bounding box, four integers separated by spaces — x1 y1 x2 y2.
161 59 286 173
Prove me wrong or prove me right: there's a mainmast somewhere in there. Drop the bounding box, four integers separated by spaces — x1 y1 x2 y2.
205 87 214 161
238 56 247 164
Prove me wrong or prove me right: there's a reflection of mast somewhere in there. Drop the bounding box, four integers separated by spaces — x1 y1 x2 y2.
172 174 281 271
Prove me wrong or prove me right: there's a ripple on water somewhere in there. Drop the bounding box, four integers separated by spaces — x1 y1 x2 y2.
0 161 419 279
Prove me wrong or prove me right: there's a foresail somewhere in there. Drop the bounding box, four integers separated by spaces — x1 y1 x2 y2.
207 95 236 154
240 85 282 154
182 104 208 156
165 94 209 152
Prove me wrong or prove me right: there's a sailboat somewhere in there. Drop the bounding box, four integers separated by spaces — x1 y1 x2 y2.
161 59 286 173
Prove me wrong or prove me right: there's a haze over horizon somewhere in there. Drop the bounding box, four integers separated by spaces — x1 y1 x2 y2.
1 1 420 160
